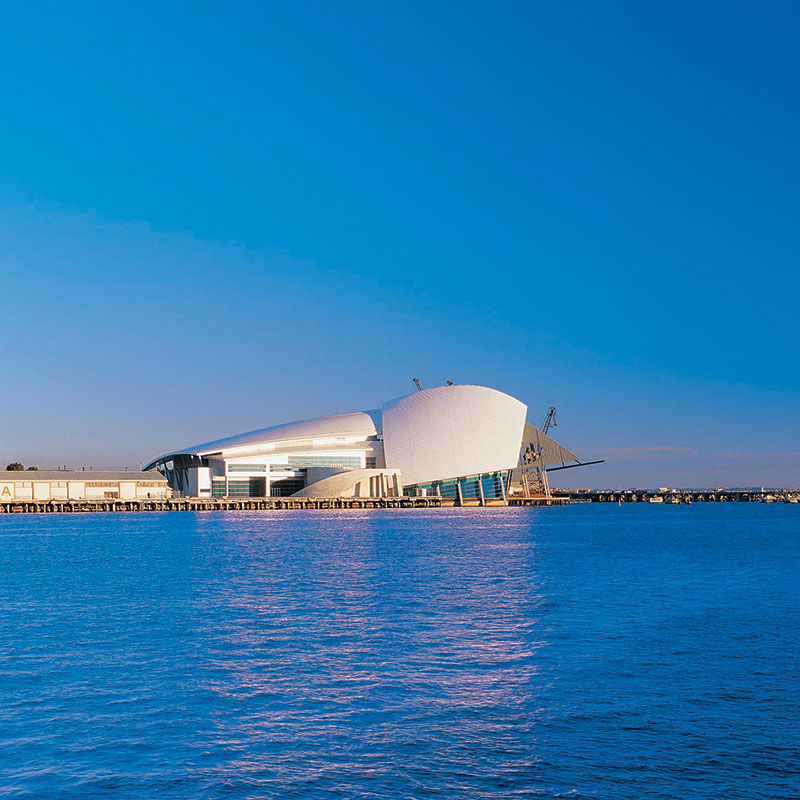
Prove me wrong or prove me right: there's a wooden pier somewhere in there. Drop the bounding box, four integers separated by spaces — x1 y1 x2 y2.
508 495 570 507
0 496 449 514
0 494 574 514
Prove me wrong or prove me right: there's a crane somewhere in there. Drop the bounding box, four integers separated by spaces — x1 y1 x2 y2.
519 406 558 498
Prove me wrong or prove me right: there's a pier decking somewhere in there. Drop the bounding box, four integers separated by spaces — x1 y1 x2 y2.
508 496 570 507
5 488 794 513
0 496 442 514
0 494 571 514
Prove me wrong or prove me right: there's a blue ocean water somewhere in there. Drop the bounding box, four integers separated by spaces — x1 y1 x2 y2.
0 504 797 799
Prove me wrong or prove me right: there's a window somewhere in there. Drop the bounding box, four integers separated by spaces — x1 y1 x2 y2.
404 471 508 499
225 478 265 497
287 455 362 469
481 471 507 499
459 477 479 499
437 480 459 499
212 476 265 497
228 464 267 473
270 478 305 496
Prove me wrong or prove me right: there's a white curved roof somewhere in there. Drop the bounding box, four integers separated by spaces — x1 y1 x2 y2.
144 410 380 468
381 384 527 485
143 384 560 484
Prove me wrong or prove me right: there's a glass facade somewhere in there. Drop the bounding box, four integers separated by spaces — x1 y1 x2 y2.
481 471 506 499
212 477 266 497
229 478 265 497
403 471 509 500
209 452 365 497
270 478 305 497
287 455 362 469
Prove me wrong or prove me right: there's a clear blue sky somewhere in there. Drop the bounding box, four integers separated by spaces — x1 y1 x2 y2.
1 0 798 487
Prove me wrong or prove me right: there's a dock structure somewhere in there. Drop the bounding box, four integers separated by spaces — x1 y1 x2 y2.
508 495 570 507
0 496 443 514
0 494 573 514
141 383 583 507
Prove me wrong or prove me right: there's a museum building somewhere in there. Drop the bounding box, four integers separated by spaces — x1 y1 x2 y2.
144 384 579 500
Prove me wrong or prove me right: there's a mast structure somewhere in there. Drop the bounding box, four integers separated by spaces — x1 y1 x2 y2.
519 406 557 498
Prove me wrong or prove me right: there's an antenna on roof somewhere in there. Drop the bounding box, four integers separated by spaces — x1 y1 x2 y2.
412 378 423 392
445 380 454 385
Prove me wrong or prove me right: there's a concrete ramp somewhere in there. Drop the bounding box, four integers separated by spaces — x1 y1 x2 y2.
293 468 403 498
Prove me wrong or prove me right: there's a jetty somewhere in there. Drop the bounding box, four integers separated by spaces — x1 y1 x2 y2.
0 496 439 514
553 488 799 503
0 494 569 514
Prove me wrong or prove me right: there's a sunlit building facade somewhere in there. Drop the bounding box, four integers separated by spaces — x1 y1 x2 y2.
144 384 578 499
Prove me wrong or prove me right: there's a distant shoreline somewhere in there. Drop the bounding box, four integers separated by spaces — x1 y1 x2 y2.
554 488 798 504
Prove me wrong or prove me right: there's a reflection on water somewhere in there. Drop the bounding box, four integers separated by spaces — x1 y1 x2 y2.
0 505 798 798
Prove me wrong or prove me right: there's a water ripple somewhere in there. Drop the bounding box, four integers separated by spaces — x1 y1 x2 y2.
0 505 798 798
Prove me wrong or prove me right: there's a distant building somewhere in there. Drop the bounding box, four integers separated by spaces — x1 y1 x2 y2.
145 384 580 500
0 471 169 502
